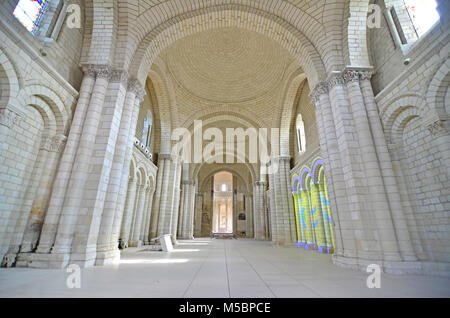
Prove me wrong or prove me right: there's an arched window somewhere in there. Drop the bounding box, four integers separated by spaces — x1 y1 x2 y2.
296 114 306 154
142 110 152 148
13 0 49 34
404 0 440 38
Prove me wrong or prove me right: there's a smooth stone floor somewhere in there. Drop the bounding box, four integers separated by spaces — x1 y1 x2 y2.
0 238 449 298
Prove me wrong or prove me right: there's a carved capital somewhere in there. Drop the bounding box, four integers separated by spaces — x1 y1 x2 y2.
0 109 20 128
343 70 360 83
40 134 67 152
310 81 329 105
427 120 448 137
85 64 111 80
360 70 373 81
110 69 128 86
128 80 146 102
326 72 346 89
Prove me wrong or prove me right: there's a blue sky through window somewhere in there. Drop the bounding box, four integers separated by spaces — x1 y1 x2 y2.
404 0 440 37
13 0 47 34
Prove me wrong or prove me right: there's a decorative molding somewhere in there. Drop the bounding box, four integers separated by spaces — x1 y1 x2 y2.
310 69 374 104
0 109 21 128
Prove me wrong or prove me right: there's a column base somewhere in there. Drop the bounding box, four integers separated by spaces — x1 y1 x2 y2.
24 253 71 269
332 254 423 275
1 253 18 267
177 236 194 240
95 249 121 266
128 240 143 247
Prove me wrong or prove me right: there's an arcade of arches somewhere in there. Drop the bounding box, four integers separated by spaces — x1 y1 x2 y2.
0 0 450 290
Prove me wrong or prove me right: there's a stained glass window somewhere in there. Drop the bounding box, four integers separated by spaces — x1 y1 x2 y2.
13 0 48 34
404 0 440 37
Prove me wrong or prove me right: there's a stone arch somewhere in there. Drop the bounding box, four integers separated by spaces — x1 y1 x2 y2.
22 85 69 134
279 71 307 156
27 96 58 137
136 166 147 187
426 59 450 115
147 67 173 155
199 167 251 194
182 110 265 131
0 47 21 109
381 94 424 144
128 4 327 88
194 160 256 188
129 155 137 181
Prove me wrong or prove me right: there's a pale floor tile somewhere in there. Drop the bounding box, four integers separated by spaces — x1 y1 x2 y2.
0 238 449 298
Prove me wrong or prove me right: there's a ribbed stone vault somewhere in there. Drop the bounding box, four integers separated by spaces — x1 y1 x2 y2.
164 27 293 104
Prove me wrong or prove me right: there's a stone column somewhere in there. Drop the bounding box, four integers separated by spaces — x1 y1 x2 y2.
139 186 152 243
326 71 375 261
187 183 196 239
68 68 128 267
6 138 49 256
0 108 22 263
110 83 145 250
20 134 67 252
41 66 111 256
156 155 173 237
119 176 137 248
253 181 266 240
178 180 195 239
245 194 253 238
426 120 450 185
309 69 421 273
155 155 182 243
96 79 144 265
193 193 203 237
270 157 296 245
265 190 271 239
143 185 155 245
177 181 188 238
359 71 416 261
268 171 278 243
149 154 166 239
169 159 183 244
387 143 424 258
345 69 403 262
36 67 96 255
310 82 346 258
129 183 147 247
34 66 110 268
